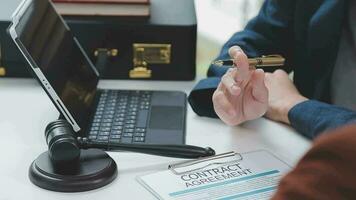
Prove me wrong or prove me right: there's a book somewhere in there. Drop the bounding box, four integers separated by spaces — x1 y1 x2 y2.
52 0 150 17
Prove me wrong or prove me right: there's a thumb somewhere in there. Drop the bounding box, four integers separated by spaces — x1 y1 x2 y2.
251 69 268 103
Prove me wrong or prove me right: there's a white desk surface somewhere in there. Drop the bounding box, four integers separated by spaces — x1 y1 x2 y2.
0 78 311 199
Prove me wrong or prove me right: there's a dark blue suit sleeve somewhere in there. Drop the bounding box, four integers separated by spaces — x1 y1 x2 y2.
189 0 297 117
288 100 356 139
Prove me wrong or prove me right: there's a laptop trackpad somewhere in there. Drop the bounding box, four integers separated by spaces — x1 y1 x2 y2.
149 106 184 130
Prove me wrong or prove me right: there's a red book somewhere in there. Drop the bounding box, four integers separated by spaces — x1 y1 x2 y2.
51 0 150 17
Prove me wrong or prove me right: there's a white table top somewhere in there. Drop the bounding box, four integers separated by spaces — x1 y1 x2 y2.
0 78 311 199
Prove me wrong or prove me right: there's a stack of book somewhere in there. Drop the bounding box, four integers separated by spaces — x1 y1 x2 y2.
52 0 150 17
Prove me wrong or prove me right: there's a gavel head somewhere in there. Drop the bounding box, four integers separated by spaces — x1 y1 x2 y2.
45 119 81 165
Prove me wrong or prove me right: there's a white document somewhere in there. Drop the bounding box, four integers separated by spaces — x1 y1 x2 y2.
137 150 290 200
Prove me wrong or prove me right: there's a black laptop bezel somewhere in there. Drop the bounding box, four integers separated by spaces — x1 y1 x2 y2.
8 0 100 132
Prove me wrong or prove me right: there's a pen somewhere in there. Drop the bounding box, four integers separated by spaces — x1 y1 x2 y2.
212 55 285 68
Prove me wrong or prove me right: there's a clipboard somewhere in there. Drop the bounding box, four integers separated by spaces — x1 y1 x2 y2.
168 151 243 175
137 150 291 200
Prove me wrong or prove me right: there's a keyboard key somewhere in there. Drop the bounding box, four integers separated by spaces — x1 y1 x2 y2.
96 106 104 111
117 105 126 110
110 135 121 139
125 125 135 129
94 115 102 119
134 132 145 137
125 120 136 124
128 111 137 116
112 125 123 130
115 113 125 118
97 136 109 141
136 128 146 132
102 119 113 123
123 133 134 137
125 128 134 133
92 122 100 127
116 109 126 114
105 107 115 111
107 103 117 107
127 116 136 120
101 122 112 127
89 130 99 136
100 127 111 132
96 111 103 115
129 108 138 112
93 118 101 123
114 117 125 122
89 135 97 140
109 139 121 144
103 114 114 119
113 121 124 126
134 137 145 142
98 131 110 136
90 127 100 131
111 130 122 135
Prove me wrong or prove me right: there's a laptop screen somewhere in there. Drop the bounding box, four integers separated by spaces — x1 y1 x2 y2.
12 0 99 130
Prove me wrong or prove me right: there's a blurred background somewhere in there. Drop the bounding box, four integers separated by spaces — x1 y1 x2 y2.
195 0 264 77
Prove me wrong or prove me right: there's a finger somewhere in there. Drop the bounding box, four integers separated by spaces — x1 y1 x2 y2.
217 68 236 93
228 46 251 85
212 90 237 118
221 69 241 96
273 69 288 76
251 69 268 103
264 72 272 89
216 79 225 92
228 45 242 58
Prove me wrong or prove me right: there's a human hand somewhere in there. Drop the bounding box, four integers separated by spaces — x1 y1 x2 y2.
212 46 268 126
264 69 308 124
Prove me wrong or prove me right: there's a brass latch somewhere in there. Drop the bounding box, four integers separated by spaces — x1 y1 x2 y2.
130 43 171 78
94 48 118 57
0 67 5 76
0 43 5 76
94 48 118 75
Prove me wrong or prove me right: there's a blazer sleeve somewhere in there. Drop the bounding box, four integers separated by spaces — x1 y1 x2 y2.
189 0 297 117
288 100 356 139
272 125 356 200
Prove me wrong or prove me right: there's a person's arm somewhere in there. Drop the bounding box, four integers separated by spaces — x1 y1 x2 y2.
288 100 356 139
272 124 356 200
264 69 356 139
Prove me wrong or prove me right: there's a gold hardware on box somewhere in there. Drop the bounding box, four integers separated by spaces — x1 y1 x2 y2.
130 43 171 78
0 67 6 76
0 43 4 76
94 48 118 57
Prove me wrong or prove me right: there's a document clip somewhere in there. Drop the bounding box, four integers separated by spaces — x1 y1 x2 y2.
168 151 243 175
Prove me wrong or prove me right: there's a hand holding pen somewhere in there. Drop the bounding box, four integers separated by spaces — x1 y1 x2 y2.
212 46 270 126
212 54 285 69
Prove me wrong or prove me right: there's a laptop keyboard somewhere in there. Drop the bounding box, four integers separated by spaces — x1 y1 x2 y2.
88 90 152 144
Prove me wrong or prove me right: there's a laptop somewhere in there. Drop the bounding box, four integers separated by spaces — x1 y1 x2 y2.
8 0 186 145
